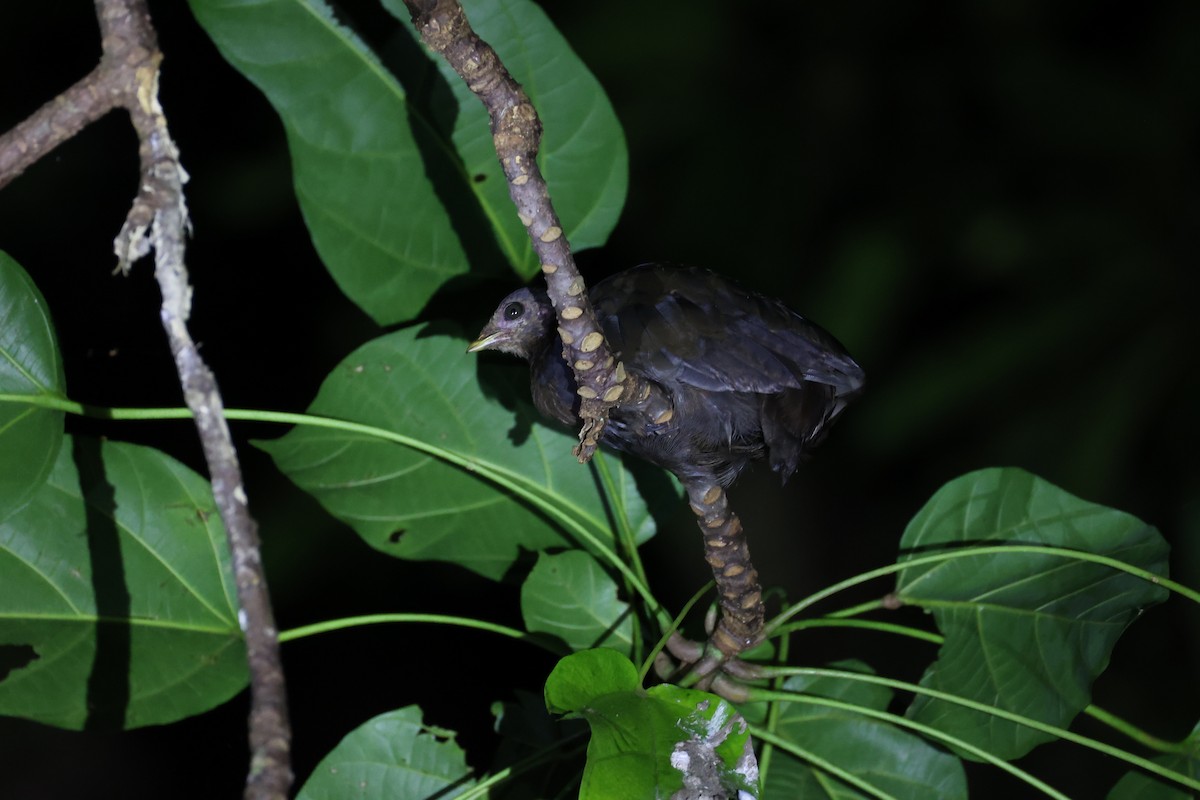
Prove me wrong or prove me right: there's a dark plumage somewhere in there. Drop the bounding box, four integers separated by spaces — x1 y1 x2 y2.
469 264 864 487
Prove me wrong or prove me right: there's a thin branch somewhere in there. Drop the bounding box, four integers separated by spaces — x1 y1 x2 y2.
401 0 665 462
0 3 292 798
0 64 115 189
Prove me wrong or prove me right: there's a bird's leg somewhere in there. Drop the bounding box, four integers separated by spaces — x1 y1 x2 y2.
670 479 765 684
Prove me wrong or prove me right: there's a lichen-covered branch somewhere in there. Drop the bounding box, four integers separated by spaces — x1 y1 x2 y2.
400 0 649 461
0 3 292 798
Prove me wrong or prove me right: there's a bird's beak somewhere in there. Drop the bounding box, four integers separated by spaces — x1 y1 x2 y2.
466 329 504 353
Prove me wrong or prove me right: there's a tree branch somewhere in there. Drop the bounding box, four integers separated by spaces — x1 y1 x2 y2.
0 3 292 798
0 64 115 189
401 0 659 462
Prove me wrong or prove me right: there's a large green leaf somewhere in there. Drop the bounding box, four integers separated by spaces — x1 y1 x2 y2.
0 436 245 730
896 468 1169 760
297 706 476 800
545 648 759 799
521 550 633 654
0 251 65 521
260 325 655 580
762 661 966 799
188 0 626 325
382 0 628 274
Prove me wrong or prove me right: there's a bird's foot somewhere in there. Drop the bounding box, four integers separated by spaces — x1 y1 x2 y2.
654 631 765 703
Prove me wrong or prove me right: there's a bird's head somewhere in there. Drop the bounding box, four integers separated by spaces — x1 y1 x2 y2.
467 287 555 361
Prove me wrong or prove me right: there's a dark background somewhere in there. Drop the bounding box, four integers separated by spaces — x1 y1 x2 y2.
1 1 1197 797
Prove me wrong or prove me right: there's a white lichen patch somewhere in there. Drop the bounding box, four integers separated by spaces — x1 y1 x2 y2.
667 700 758 800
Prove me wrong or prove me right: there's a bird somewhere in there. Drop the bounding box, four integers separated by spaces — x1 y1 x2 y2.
468 264 864 678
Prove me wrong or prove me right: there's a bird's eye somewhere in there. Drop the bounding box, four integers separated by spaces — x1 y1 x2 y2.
504 302 524 320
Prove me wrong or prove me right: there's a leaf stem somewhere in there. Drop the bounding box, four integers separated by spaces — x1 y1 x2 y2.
749 691 1071 800
638 581 713 684
825 597 888 618
278 613 563 655
751 726 897 800
755 667 1200 793
778 617 945 644
1084 705 1196 755
777 614 1186 756
756 630 791 789
748 690 1070 796
592 453 657 658
0 393 666 618
452 733 587 800
764 543 1199 638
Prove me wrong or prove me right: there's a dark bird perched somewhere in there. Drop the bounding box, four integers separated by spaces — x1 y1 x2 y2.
469 264 864 675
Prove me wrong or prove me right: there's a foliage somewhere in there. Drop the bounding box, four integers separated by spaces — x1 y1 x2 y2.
544 648 758 798
296 706 476 800
0 1 1197 798
897 468 1170 760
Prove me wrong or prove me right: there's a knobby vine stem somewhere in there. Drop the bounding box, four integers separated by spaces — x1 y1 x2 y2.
0 3 291 798
399 0 663 462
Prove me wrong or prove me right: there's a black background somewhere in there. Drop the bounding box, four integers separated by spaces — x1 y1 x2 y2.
1 2 1197 798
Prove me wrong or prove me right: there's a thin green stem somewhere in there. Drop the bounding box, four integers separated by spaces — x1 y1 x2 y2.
1084 705 1195 755
0 394 666 617
778 617 944 644
756 629 791 789
750 690 1071 800
825 597 888 618
277 613 564 655
592 453 650 590
778 617 1183 754
638 581 713 684
752 725 896 800
592 453 657 661
756 667 1200 794
765 544 1200 638
452 733 587 800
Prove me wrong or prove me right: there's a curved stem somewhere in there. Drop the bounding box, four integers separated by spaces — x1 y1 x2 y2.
756 628 791 788
778 617 944 644
1084 705 1196 755
756 667 1200 793
764 544 1199 638
0 394 665 618
278 613 563 656
748 694 1071 800
593 453 654 659
752 726 897 800
638 580 713 684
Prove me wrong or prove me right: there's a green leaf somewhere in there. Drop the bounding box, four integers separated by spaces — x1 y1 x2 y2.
897 467 1169 760
0 251 65 521
544 649 759 799
521 550 633 654
763 661 966 799
0 436 245 730
188 0 626 324
260 325 655 580
382 0 628 277
544 647 639 715
1108 722 1200 799
297 706 476 800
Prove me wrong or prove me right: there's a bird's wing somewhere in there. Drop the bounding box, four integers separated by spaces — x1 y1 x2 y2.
592 265 864 397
